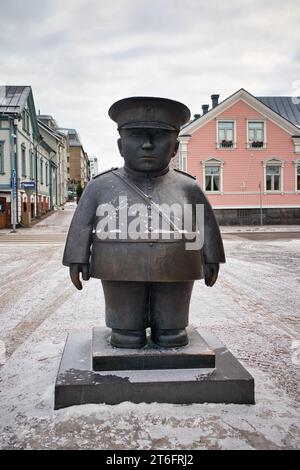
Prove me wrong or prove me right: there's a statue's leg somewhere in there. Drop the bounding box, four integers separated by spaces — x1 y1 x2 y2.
149 281 194 347
101 280 148 348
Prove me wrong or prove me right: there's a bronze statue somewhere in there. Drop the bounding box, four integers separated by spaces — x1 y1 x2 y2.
63 97 225 349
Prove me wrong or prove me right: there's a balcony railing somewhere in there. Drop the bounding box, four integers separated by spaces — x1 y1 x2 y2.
218 140 234 148
249 141 265 149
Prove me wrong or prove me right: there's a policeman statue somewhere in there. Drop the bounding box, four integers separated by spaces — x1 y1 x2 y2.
63 97 225 349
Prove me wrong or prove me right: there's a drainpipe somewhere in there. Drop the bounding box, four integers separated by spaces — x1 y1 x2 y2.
35 136 44 217
35 145 39 217
13 120 19 226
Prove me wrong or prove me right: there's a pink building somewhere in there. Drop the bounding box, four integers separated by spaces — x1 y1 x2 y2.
178 89 300 224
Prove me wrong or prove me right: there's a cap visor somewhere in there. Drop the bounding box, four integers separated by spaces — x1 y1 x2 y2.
119 121 178 131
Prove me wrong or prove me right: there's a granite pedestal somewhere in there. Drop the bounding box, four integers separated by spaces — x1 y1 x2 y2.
54 326 255 409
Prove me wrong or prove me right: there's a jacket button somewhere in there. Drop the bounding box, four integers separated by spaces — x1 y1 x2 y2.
149 242 153 247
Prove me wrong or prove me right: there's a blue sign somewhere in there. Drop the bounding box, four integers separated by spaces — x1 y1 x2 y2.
21 181 35 190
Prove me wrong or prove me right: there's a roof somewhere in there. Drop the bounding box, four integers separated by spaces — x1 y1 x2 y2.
0 85 31 114
257 97 300 127
180 88 300 137
37 119 62 142
57 127 82 147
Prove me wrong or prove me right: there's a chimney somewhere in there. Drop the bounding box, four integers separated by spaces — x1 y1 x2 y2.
211 94 219 108
202 104 209 115
194 114 200 119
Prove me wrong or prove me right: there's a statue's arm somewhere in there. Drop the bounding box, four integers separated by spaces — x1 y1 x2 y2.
192 183 225 287
63 180 97 288
194 186 226 265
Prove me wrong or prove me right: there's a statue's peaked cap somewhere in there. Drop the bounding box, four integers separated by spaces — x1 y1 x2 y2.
108 96 191 131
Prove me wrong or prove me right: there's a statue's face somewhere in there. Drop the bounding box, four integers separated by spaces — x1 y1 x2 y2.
118 128 179 173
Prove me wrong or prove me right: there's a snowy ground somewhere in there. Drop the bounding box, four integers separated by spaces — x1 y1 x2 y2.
0 206 299 450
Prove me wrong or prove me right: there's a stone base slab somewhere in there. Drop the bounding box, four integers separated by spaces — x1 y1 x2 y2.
92 326 215 371
54 327 255 409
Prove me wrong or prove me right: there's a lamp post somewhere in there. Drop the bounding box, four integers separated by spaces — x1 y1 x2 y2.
259 182 263 226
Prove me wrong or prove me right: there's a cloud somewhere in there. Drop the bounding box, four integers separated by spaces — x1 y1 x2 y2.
0 0 299 169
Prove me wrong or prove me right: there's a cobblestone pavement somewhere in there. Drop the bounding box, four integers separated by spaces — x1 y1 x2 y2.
0 207 299 449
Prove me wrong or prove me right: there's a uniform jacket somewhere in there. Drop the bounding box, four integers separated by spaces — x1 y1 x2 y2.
62 166 225 281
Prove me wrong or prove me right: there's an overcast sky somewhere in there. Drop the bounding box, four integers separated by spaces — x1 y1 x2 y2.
1 0 299 170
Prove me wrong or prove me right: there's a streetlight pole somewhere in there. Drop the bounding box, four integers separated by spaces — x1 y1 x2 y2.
259 182 263 226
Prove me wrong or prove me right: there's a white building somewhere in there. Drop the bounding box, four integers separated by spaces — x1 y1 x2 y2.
37 115 69 207
88 156 99 178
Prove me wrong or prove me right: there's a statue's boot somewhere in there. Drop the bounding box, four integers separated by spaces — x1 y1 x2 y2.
151 328 188 348
111 328 147 348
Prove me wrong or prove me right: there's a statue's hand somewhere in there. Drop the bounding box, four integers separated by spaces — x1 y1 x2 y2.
204 263 219 287
69 263 90 290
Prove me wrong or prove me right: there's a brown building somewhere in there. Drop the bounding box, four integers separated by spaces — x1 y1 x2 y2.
58 128 90 194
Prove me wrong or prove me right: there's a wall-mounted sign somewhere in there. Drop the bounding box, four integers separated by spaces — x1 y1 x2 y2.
21 181 35 190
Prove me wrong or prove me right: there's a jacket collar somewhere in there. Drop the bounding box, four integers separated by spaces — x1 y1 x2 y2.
123 165 169 179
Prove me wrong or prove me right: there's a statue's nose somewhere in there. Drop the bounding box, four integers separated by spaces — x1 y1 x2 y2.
141 136 154 149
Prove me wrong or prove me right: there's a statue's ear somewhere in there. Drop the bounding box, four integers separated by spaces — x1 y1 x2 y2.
117 138 123 157
172 140 179 158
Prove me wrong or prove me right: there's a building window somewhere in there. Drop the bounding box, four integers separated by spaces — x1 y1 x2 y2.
29 150 34 179
218 121 235 148
46 163 49 186
22 111 26 131
248 121 265 148
266 164 281 191
297 163 300 191
21 144 26 176
40 159 43 184
205 165 220 191
203 158 223 193
0 141 4 173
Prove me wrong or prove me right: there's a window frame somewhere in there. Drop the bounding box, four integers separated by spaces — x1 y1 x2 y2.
217 119 236 149
202 158 224 194
0 140 5 173
263 158 284 193
29 149 34 179
22 110 26 131
295 159 300 193
21 144 26 177
247 119 267 149
40 159 44 184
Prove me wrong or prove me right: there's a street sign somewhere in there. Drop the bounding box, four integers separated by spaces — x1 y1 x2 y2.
21 181 35 190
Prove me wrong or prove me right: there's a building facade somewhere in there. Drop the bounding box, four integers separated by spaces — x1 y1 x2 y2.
37 115 68 207
178 89 300 225
58 128 90 194
0 86 72 228
88 156 99 178
0 86 42 227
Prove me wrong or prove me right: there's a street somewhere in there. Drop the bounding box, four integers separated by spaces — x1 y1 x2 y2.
0 206 299 449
